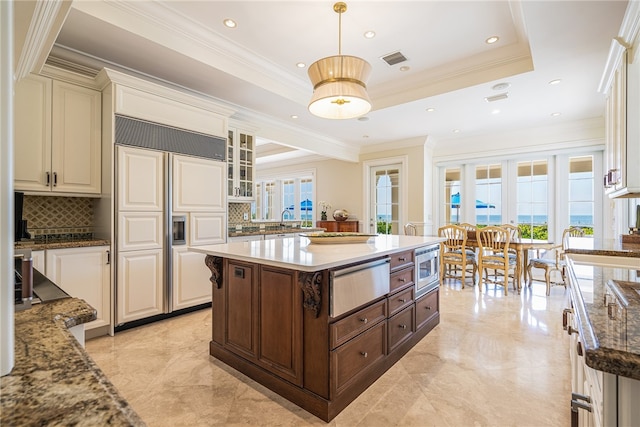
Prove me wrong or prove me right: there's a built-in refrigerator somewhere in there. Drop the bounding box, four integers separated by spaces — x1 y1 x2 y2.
114 116 226 330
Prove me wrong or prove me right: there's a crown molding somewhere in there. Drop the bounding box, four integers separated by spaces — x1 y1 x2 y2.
14 0 72 80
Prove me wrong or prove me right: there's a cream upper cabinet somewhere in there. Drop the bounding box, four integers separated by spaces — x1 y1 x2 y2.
14 75 101 195
227 126 255 201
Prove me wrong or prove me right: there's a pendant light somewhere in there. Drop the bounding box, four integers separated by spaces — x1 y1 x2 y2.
307 2 372 120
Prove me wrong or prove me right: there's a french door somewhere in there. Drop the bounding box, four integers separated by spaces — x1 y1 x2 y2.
368 164 402 234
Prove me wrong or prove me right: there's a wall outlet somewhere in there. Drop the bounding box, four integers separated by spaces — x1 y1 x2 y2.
243 212 249 221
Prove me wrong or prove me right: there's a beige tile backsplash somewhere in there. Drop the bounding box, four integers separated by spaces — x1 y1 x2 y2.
23 196 95 238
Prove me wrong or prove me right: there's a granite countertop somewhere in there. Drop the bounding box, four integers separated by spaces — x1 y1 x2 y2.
15 239 110 251
1 298 145 426
191 234 443 272
565 237 640 258
228 227 325 238
566 257 640 380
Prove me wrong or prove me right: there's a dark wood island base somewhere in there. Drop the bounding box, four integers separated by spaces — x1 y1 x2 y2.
205 248 441 422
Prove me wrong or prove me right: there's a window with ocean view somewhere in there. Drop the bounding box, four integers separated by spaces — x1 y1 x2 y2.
475 164 502 226
569 156 594 235
253 172 315 225
517 160 548 239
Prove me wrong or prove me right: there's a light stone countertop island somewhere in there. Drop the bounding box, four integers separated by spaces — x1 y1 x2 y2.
190 234 444 271
190 233 444 422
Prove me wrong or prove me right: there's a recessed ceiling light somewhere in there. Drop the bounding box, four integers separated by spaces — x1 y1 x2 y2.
492 82 510 91
549 79 562 85
364 31 376 39
296 62 306 68
491 109 500 115
551 112 562 117
426 108 435 112
357 116 369 122
291 115 298 119
485 36 499 44
399 66 410 72
453 129 461 134
223 18 237 28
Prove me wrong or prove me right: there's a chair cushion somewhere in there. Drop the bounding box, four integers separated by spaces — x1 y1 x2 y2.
528 258 556 268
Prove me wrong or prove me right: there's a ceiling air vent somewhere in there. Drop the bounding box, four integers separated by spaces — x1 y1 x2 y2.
484 93 509 103
381 51 408 66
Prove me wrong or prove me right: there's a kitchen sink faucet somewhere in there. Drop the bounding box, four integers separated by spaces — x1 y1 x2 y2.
281 209 293 227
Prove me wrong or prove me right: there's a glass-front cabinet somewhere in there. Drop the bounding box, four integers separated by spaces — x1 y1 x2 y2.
227 125 255 201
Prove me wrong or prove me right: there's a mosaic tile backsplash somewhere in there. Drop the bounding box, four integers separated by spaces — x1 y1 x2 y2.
22 196 95 240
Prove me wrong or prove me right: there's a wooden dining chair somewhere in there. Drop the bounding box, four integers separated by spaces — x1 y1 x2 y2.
404 222 428 236
438 224 477 288
527 227 585 295
477 226 518 295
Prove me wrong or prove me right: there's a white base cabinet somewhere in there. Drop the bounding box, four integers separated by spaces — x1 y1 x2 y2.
45 246 110 331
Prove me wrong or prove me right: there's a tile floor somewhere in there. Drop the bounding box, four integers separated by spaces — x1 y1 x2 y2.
86 279 571 426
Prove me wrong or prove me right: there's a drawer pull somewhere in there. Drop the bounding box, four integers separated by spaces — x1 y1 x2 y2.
398 298 406 303
359 318 368 324
360 351 368 358
398 257 406 261
399 324 407 329
425 306 431 310
399 278 406 282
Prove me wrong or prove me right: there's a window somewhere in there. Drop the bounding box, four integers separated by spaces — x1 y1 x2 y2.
517 160 548 239
445 168 461 224
568 156 594 236
253 171 315 226
475 164 501 226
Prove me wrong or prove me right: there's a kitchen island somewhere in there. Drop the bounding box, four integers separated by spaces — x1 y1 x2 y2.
191 234 443 421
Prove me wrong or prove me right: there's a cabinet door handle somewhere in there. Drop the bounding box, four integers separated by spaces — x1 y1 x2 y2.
46 172 50 186
359 317 368 324
567 325 578 336
53 172 57 187
577 341 583 357
562 308 572 330
360 351 368 358
106 250 110 265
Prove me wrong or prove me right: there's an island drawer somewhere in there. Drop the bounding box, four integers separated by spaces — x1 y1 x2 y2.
390 267 414 292
416 289 439 330
389 250 414 271
330 299 386 349
388 305 414 353
331 321 386 395
388 286 414 317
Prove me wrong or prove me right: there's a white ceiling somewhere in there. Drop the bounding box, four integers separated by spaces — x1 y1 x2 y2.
48 1 628 165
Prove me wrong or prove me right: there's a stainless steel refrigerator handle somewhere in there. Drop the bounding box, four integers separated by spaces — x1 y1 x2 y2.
165 154 172 314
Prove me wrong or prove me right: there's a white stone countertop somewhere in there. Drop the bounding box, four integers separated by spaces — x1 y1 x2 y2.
190 234 443 271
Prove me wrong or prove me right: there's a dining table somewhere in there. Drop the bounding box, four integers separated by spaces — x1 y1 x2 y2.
466 230 557 292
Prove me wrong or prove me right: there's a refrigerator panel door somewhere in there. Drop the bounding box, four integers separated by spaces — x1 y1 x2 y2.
118 212 163 251
117 146 164 211
190 212 226 245
172 247 212 311
117 249 164 325
172 155 225 212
